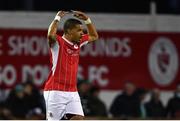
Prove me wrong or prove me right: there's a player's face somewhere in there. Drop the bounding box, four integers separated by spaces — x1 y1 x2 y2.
70 24 84 43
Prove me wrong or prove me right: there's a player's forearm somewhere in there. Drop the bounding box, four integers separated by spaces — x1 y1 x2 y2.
86 23 99 42
48 11 65 45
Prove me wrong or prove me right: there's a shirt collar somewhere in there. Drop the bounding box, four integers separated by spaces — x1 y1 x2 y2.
62 35 73 46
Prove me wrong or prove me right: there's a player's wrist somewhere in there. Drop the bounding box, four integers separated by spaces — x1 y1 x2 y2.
84 18 92 24
54 15 61 22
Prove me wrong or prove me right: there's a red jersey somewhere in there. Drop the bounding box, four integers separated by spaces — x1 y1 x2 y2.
44 34 89 91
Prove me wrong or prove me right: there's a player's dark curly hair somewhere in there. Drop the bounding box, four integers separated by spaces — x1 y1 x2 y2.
63 18 82 34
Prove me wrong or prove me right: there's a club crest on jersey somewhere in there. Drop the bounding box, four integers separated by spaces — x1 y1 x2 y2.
74 44 79 49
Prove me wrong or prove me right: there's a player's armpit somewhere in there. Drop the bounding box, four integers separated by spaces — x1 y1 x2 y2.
48 35 57 47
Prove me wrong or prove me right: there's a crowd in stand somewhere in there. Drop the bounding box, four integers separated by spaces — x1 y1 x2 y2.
78 81 180 120
0 79 180 120
0 80 46 120
109 82 180 119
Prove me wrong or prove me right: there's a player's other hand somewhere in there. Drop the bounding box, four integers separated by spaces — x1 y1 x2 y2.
71 10 89 21
56 11 69 18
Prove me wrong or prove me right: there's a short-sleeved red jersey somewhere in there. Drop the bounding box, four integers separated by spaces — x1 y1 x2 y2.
44 34 89 91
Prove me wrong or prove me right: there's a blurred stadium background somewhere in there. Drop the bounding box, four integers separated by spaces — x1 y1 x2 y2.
0 0 180 120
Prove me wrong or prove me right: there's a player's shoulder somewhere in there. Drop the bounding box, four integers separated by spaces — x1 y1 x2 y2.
56 34 63 40
49 35 62 48
56 34 65 44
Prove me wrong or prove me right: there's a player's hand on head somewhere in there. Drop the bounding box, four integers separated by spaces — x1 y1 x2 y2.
71 10 89 20
56 11 69 18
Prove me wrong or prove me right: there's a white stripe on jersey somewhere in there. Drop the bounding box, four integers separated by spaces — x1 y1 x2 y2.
51 42 60 75
80 41 88 47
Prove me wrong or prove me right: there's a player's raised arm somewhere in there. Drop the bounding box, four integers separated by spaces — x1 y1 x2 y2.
47 11 68 46
72 10 99 42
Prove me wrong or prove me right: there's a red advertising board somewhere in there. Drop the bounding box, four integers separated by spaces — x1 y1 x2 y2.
0 28 179 90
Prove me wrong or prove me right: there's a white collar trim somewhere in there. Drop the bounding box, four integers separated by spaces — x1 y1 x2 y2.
62 35 73 46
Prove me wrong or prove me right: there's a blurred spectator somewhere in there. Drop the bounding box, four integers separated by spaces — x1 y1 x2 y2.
166 85 180 119
5 84 27 119
145 88 166 119
109 82 140 119
23 81 46 119
136 88 148 119
77 79 92 116
3 80 46 120
88 86 108 117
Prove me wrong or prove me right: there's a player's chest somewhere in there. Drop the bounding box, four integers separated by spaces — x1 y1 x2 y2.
62 44 80 57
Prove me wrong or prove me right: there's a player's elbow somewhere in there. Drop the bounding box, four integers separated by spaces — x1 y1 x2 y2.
47 33 56 40
47 35 52 42
47 29 56 40
94 33 99 40
90 33 99 41
47 34 56 45
47 34 53 40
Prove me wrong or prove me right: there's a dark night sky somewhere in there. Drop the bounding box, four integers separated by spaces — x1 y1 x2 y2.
0 0 180 14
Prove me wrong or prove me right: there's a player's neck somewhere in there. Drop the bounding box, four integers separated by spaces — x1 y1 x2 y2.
63 34 73 42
